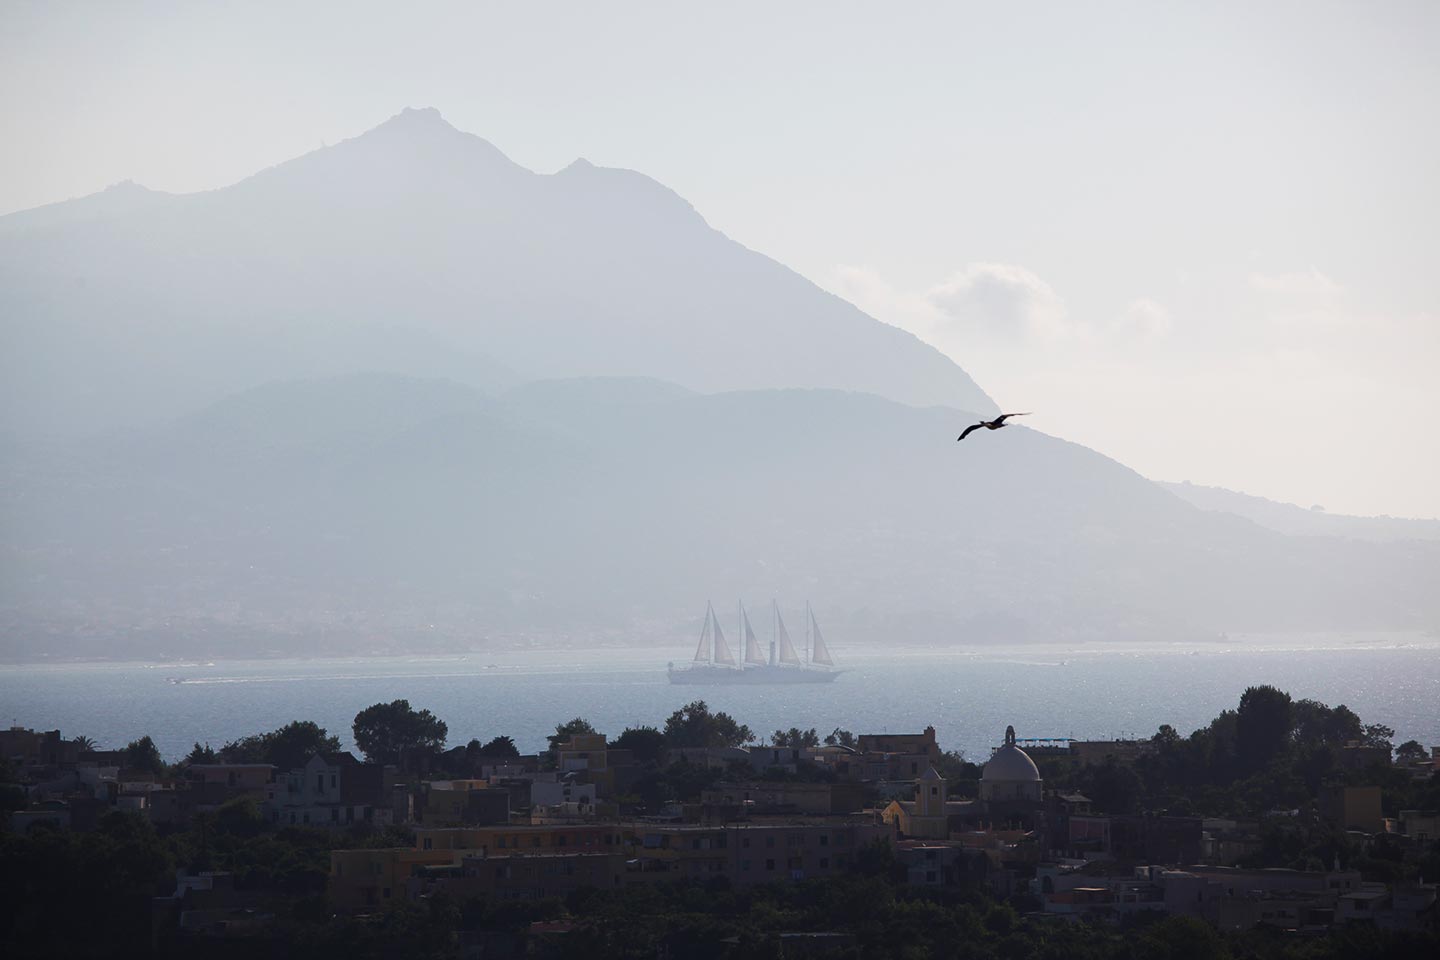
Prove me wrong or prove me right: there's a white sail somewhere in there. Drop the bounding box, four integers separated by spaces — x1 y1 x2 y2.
743 607 766 665
712 613 737 666
776 608 802 665
809 608 834 666
693 605 713 662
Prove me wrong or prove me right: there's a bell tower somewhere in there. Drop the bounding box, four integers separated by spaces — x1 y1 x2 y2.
917 765 947 817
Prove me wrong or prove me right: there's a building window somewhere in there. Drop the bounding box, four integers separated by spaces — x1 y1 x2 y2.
317 774 325 792
331 774 337 788
382 887 391 899
765 836 775 848
765 859 775 871
742 837 751 848
819 835 829 846
741 860 751 871
820 857 830 869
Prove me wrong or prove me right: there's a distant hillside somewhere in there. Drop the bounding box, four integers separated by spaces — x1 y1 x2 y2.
1161 481 1440 542
0 107 994 436
2 374 1435 660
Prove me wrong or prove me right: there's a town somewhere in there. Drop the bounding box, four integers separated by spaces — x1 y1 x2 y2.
2 687 1437 958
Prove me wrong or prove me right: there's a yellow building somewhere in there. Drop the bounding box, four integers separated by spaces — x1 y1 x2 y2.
414 822 627 854
857 726 940 762
329 848 460 910
882 767 981 839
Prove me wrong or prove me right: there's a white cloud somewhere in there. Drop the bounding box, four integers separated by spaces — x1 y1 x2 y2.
924 263 1071 343
827 265 902 321
1113 297 1172 340
1249 267 1344 324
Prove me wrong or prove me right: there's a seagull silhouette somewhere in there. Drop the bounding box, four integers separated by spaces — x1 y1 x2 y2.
957 412 1030 441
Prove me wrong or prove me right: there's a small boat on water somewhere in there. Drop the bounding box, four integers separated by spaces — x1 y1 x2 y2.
668 601 841 684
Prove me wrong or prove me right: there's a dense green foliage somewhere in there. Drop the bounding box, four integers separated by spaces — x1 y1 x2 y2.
124 734 166 776
772 727 821 747
613 725 666 764
217 720 344 769
663 700 754 748
1035 686 1428 824
352 700 448 765
476 735 519 758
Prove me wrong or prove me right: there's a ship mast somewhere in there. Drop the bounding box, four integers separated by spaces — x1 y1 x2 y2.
771 600 778 666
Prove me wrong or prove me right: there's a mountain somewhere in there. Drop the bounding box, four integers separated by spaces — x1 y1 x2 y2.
2 374 1435 660
1161 481 1440 542
0 107 994 436
3 109 1434 661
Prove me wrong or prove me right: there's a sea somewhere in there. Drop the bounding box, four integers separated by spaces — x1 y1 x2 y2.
2 633 1437 762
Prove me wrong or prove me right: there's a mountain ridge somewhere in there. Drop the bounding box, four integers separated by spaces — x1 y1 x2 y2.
0 107 996 434
3 372 1434 660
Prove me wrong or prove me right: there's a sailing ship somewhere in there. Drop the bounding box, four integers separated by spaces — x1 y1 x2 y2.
667 601 841 684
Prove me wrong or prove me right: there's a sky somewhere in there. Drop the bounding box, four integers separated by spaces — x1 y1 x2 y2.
2 1 1437 518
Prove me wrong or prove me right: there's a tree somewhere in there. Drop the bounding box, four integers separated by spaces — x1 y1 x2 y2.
478 735 519 758
935 749 978 782
352 700 448 764
72 735 96 752
663 701 754 748
123 736 165 776
613 726 666 765
1396 740 1427 765
219 721 341 769
824 728 856 748
1236 685 1293 775
1362 722 1395 751
265 721 343 769
1087 758 1143 815
1292 699 1362 747
1152 724 1182 752
771 727 820 748
547 718 597 752
182 743 216 766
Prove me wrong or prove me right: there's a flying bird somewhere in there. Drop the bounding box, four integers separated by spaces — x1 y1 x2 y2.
957 412 1030 441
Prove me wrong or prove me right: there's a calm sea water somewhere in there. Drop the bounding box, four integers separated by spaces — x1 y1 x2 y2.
2 635 1437 762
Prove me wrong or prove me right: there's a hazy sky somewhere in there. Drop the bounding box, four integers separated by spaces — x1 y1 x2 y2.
3 1 1436 517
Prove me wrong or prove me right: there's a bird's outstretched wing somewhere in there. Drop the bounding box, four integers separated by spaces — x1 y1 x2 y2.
957 423 982 441
995 412 1031 425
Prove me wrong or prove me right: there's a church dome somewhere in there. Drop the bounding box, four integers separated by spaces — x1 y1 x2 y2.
981 726 1040 782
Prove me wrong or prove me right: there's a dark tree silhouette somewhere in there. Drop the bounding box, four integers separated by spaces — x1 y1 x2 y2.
352 700 448 764
613 726 666 765
663 700 754 748
1236 685 1293 775
771 727 820 748
479 735 520 758
123 736 165 776
220 721 342 769
546 718 597 753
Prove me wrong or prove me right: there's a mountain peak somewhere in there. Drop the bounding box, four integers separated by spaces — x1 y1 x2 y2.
377 106 454 132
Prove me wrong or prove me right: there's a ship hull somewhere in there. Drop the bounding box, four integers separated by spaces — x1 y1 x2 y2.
668 665 841 684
